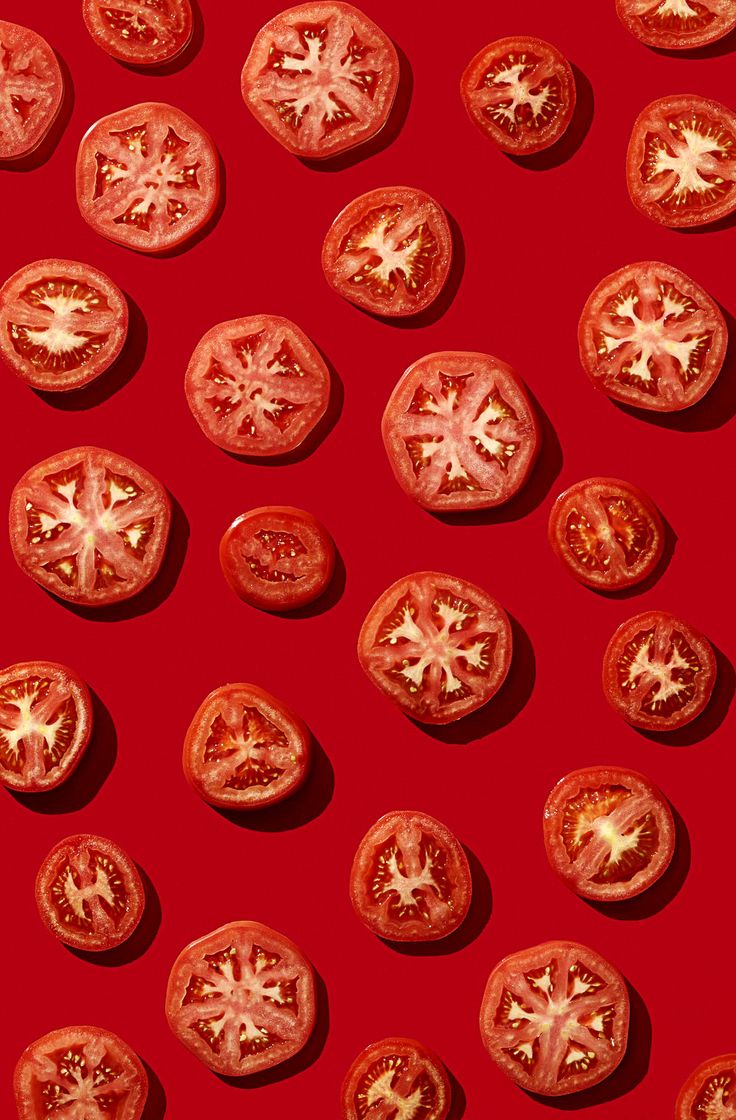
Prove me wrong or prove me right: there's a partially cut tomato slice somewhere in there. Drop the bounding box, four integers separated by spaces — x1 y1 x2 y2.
82 0 193 66
676 1054 736 1119
0 21 64 162
616 0 736 49
342 1037 451 1120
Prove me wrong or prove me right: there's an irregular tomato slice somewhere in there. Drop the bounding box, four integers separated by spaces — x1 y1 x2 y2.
0 21 63 162
603 610 716 731
82 0 193 66
165 920 316 1076
184 314 330 456
35 833 145 952
626 95 736 228
382 351 540 511
616 0 736 49
460 35 576 155
342 1037 451 1120
75 101 219 253
676 1054 736 1119
241 2 399 160
479 940 630 1096
9 445 171 607
357 571 512 724
321 186 453 318
349 810 471 941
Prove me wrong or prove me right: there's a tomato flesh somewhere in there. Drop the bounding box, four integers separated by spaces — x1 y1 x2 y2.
616 0 736 49
676 1054 736 1119
0 21 63 161
82 0 193 66
342 1038 451 1120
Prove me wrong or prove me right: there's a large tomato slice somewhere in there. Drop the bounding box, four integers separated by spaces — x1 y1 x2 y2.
241 2 399 160
357 571 512 724
9 446 171 607
603 610 716 731
479 940 630 1096
349 810 471 941
616 0 736 49
543 766 675 901
626 95 736 228
0 21 63 162
184 314 330 456
75 102 219 253
82 0 193 66
14 1025 147 1120
321 186 453 318
382 351 540 511
165 920 316 1076
676 1054 736 1119
342 1037 451 1120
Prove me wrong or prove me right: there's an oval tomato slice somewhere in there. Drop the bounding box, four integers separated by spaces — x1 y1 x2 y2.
479 940 630 1096
75 101 219 253
382 351 540 511
185 314 330 456
349 810 471 941
82 0 193 66
165 920 316 1076
603 610 716 731
241 2 399 160
676 1054 736 1119
321 186 453 318
0 21 63 162
616 0 736 49
342 1037 451 1120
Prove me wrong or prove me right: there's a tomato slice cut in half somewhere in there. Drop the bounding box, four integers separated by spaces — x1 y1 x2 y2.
322 186 453 318
342 1037 451 1120
616 0 736 49
185 314 330 456
382 351 540 511
676 1054 736 1119
349 810 471 941
82 0 193 66
76 102 219 253
0 21 63 162
241 2 399 160
480 940 630 1096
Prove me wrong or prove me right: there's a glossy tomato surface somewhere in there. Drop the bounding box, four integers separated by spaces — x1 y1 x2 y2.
0 21 63 161
616 0 736 49
82 0 193 66
676 1054 736 1119
342 1037 451 1120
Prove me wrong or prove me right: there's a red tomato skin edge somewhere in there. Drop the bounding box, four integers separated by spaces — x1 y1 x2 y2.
82 0 194 66
341 1038 451 1119
675 1054 736 1118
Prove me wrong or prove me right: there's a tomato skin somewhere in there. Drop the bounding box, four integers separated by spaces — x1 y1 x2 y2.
82 0 194 66
616 0 736 49
0 21 64 162
342 1037 451 1120
676 1054 736 1119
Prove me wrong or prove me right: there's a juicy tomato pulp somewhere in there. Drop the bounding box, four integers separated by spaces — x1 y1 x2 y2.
460 35 576 154
0 21 63 161
616 0 736 49
185 314 330 456
342 1038 451 1120
349 810 472 941
241 1 399 159
321 186 453 317
82 0 193 66
9 446 171 607
75 101 219 253
480 940 630 1096
165 920 316 1076
603 610 716 731
35 834 144 951
543 766 675 901
627 95 736 228
676 1054 736 1120
382 351 540 511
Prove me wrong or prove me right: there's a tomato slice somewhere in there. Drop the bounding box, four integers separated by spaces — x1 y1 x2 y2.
603 610 716 731
382 351 540 511
0 21 63 162
349 810 471 941
184 314 330 456
321 186 453 318
75 101 220 253
82 0 193 66
241 2 399 160
676 1054 736 1119
357 571 512 724
626 95 736 228
35 833 145 952
616 0 736 49
342 1037 451 1120
479 940 630 1096
9 445 172 607
460 36 576 155
14 1025 148 1120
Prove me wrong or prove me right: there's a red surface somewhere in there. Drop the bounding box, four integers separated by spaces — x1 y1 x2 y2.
1 3 734 1117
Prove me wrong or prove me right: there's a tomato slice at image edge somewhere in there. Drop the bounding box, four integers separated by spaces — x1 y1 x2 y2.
616 0 736 49
342 1037 451 1120
676 1054 736 1119
82 0 193 66
0 21 63 162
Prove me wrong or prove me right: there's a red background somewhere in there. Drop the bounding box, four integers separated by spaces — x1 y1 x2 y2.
2 2 735 1117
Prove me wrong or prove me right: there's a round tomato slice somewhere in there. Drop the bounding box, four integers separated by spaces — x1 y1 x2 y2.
603 610 716 731
676 1054 736 1119
9 445 171 607
14 1025 147 1120
0 21 63 162
349 810 471 942
35 833 145 952
382 351 540 511
241 2 399 160
185 314 330 456
460 36 576 155
616 0 736 49
75 101 219 253
479 940 630 1096
82 0 193 66
321 186 453 318
342 1037 451 1120
627 95 736 228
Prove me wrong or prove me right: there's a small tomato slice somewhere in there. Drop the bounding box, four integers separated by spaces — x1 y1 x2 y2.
0 21 63 162
616 0 736 49
342 1037 451 1120
82 0 193 66
676 1054 736 1119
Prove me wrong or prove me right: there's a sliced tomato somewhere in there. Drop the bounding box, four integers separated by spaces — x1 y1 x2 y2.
82 0 193 66
616 0 736 49
184 314 330 456
349 810 471 941
321 186 453 318
626 95 736 228
479 940 630 1096
0 21 63 162
165 920 316 1076
382 351 540 511
35 834 145 952
219 506 335 612
75 101 219 253
342 1037 451 1120
676 1054 736 1119
9 445 171 607
241 2 399 160
603 610 716 731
